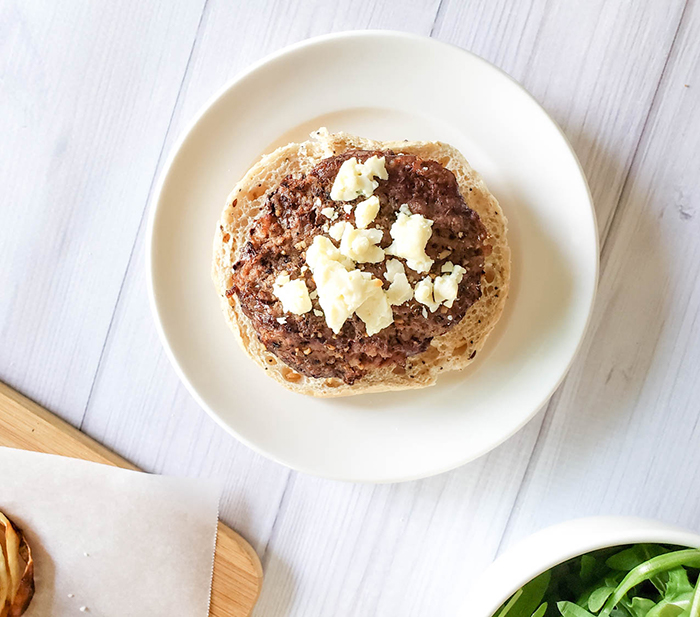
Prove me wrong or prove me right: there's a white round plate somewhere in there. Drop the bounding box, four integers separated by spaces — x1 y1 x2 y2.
147 31 598 483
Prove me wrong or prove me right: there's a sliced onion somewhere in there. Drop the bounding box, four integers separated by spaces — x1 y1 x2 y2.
0 512 34 617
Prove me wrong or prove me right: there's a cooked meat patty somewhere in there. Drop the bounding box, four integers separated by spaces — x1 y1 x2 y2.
228 150 489 385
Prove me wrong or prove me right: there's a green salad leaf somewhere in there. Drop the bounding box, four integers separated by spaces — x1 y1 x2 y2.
494 545 700 617
588 586 615 612
532 604 548 617
557 601 595 616
496 571 551 617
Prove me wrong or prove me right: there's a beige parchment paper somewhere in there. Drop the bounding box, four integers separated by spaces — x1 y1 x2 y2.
0 446 220 617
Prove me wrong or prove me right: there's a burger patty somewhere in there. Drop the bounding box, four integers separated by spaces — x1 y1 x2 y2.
228 150 489 385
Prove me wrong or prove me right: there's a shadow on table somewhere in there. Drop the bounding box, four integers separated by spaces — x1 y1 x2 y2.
252 548 296 617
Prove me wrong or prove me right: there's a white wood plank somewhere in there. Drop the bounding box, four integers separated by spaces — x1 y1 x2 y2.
433 0 687 237
498 0 700 552
0 0 205 423
252 426 541 617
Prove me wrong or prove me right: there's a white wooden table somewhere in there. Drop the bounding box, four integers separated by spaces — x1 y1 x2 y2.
2 1 699 615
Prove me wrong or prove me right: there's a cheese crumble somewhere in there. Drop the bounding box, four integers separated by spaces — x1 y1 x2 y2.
386 204 434 273
330 156 388 201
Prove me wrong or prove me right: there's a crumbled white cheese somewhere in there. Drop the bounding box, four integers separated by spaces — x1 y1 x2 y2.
272 274 312 315
330 221 384 263
328 221 347 241
344 203 353 214
384 259 413 305
308 232 353 269
305 235 393 335
386 204 434 273
321 207 338 220
276 317 287 324
330 156 388 201
354 195 380 228
355 284 393 335
414 277 440 312
313 309 323 317
441 261 455 273
433 265 466 308
384 259 404 283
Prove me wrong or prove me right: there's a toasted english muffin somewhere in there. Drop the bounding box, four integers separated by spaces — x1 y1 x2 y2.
212 129 509 397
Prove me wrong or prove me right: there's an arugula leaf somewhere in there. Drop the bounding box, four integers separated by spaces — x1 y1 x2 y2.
495 546 700 617
645 605 685 617
606 545 670 595
589 587 616 613
619 596 656 617
600 550 700 617
581 556 597 583
557 601 596 616
607 546 657 572
687 576 700 617
666 569 693 600
531 603 547 617
498 571 551 617
495 589 523 617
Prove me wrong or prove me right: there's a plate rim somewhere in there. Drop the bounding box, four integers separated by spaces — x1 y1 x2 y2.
146 29 600 483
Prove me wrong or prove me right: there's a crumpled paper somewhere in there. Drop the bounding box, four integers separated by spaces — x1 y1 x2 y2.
0 446 220 617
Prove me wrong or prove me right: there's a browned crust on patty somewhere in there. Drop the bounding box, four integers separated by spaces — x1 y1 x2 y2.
228 149 489 385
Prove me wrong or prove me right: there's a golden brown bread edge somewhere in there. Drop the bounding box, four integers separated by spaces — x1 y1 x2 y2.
212 129 510 397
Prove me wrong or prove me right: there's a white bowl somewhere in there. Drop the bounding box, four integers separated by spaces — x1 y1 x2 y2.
147 31 598 482
463 516 700 617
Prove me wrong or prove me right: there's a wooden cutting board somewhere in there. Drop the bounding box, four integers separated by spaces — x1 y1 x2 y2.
0 381 263 617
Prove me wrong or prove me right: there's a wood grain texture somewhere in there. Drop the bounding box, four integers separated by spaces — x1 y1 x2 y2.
434 0 688 238
498 0 700 548
2 1 700 616
0 381 263 617
0 0 206 423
